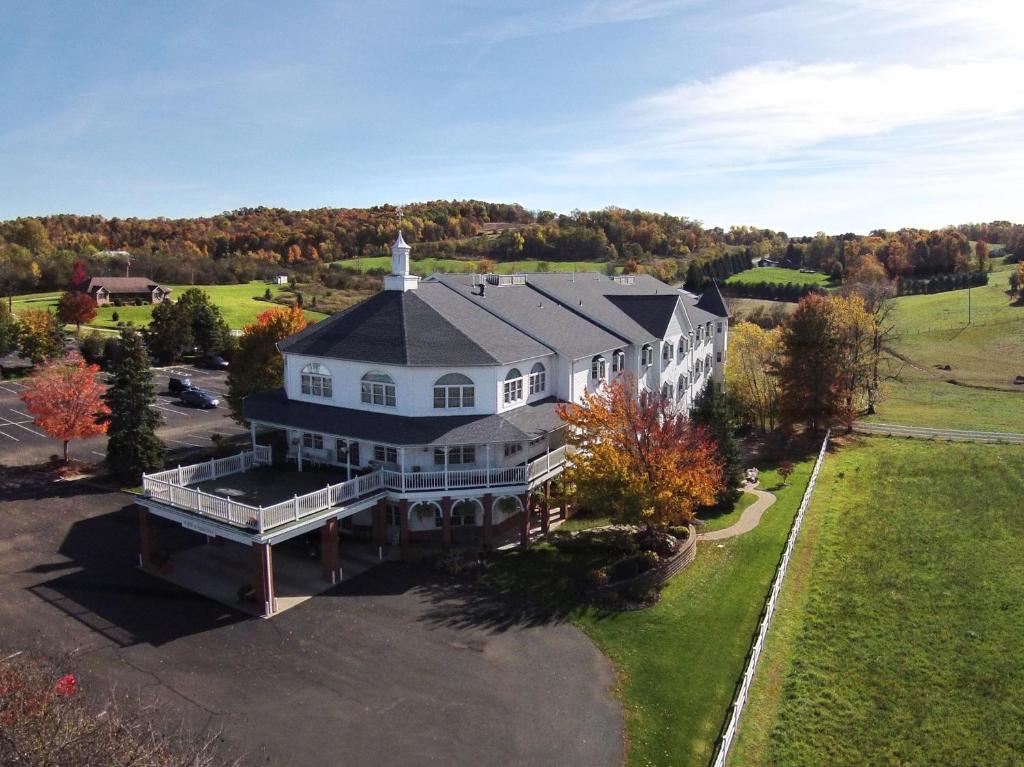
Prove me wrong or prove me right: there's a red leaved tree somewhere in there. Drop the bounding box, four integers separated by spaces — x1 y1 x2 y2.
56 291 97 333
22 357 110 462
557 375 723 527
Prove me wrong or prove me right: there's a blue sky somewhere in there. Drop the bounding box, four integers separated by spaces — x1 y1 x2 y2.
1 0 1022 234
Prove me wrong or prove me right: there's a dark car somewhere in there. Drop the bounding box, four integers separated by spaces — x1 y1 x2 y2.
179 388 219 408
168 376 193 394
201 355 230 370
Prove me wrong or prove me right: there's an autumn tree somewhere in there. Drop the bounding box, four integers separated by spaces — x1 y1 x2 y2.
832 293 875 417
18 308 64 363
0 302 18 355
778 460 794 485
22 356 109 461
557 376 723 527
975 239 989 272
56 291 97 334
227 306 308 423
774 293 850 434
726 321 783 431
102 328 165 476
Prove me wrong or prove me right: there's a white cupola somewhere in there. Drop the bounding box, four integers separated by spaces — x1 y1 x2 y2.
384 229 419 292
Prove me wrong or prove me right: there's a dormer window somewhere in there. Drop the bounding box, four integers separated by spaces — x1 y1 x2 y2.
662 382 673 400
433 373 475 409
612 349 625 373
503 368 524 404
361 371 396 407
677 374 686 400
529 363 546 395
300 362 333 398
591 355 607 381
663 342 673 362
641 344 654 366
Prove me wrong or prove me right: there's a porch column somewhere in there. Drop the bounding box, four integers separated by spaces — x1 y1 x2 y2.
253 542 275 617
372 498 387 546
520 489 533 548
345 439 352 481
297 437 303 472
482 493 494 548
398 498 410 550
441 496 453 548
138 507 157 571
541 479 552 535
250 421 257 453
321 517 340 583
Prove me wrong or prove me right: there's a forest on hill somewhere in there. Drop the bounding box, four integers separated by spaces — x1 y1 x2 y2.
0 200 1021 296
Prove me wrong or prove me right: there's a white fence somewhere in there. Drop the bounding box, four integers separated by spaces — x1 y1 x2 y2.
710 430 831 767
854 421 1024 444
140 446 568 534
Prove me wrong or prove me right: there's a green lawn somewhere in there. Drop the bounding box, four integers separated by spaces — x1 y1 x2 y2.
334 256 620 275
483 457 818 767
12 281 327 330
698 490 758 533
732 438 1024 766
725 267 831 287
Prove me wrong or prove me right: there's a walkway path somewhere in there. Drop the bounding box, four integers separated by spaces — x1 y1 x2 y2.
699 483 777 541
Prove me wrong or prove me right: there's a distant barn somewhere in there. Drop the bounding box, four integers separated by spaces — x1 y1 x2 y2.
85 277 171 306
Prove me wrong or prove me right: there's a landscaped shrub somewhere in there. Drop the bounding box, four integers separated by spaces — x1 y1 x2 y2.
608 555 643 582
666 525 691 540
640 550 660 570
587 568 609 588
637 528 678 557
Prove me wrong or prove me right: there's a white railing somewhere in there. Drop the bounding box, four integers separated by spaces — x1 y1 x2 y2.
854 421 1024 444
140 446 570 533
711 430 831 767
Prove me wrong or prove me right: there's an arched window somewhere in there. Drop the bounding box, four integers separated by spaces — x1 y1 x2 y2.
529 362 546 395
663 341 674 362
611 349 625 373
433 373 474 408
301 362 333 398
361 371 396 407
503 368 523 404
591 355 607 381
640 344 653 366
662 382 673 400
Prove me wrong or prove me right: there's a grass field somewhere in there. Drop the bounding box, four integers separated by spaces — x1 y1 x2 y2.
725 267 832 287
483 457 818 767
333 256 620 275
732 438 1024 766
12 281 327 330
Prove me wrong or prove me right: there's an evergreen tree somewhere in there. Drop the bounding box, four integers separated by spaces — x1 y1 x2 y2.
690 382 743 506
102 327 165 477
146 300 192 364
684 260 703 292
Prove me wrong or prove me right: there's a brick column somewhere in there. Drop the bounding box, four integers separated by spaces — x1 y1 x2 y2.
398 499 410 549
372 499 387 546
253 542 275 617
321 517 339 583
138 507 157 571
441 496 453 548
520 490 532 548
481 494 494 548
541 480 552 535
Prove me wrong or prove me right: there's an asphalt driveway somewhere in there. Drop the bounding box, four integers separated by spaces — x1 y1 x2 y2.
0 469 622 767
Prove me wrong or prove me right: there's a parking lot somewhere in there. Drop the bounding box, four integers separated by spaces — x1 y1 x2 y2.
0 365 247 467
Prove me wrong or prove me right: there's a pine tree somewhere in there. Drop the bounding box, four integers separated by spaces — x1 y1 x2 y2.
690 381 743 506
103 328 165 477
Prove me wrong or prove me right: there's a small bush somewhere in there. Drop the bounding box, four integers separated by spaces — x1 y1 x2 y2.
586 568 609 588
640 550 660 570
608 555 642 582
111 310 120 322
113 299 123 307
666 525 691 540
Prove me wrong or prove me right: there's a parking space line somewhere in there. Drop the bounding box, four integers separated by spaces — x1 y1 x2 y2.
0 430 19 441
154 403 191 416
166 438 205 448
0 415 47 438
91 451 105 458
0 384 21 394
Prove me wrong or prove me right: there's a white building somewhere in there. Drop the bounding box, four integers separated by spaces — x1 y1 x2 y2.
137 232 729 615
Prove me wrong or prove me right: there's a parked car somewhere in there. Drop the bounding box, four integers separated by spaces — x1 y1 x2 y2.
168 376 193 394
201 355 230 370
179 388 219 408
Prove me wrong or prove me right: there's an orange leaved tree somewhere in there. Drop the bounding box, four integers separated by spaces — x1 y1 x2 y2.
226 306 309 423
22 356 110 462
556 375 723 528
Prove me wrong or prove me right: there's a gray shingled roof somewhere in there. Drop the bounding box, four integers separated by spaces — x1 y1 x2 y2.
279 282 550 366
86 276 166 293
431 275 629 359
244 389 565 446
696 280 730 318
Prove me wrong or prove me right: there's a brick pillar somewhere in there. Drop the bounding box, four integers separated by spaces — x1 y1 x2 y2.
541 480 552 535
138 507 157 571
520 490 533 548
321 517 339 583
253 542 275 617
398 499 410 549
481 494 494 548
441 496 453 548
372 499 387 546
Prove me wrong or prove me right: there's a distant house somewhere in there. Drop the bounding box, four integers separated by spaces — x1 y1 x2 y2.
85 277 171 306
756 257 778 267
271 275 289 285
